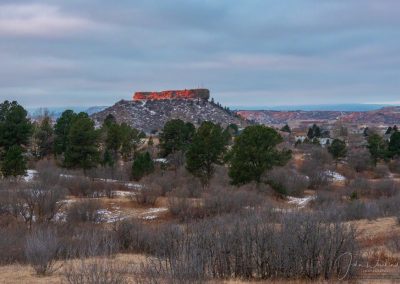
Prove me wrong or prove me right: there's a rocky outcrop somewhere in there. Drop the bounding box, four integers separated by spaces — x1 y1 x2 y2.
133 89 210 101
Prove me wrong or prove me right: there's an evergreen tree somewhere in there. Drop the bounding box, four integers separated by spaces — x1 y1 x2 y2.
388 131 400 157
280 124 291 133
159 119 195 157
64 113 99 171
1 145 26 177
186 122 227 187
386 126 393 135
54 110 77 156
307 124 321 139
119 123 145 161
33 115 54 159
367 133 387 165
328 139 347 161
0 100 32 151
0 100 32 177
132 152 154 181
228 125 291 185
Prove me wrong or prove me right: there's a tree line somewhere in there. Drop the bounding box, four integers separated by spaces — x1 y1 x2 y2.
0 100 292 188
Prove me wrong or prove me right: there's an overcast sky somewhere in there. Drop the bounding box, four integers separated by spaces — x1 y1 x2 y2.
1 0 400 108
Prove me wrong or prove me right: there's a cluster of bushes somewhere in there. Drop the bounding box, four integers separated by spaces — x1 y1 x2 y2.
137 211 358 282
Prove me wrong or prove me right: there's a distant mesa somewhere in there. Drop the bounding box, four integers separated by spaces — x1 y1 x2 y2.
133 88 210 101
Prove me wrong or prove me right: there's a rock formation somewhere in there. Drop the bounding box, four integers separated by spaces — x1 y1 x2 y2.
133 89 210 101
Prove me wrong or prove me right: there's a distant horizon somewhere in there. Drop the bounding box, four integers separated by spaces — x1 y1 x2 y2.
26 102 400 116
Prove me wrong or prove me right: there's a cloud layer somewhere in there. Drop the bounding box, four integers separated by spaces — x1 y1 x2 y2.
0 0 399 107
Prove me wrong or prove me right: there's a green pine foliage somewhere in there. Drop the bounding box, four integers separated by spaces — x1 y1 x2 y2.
186 122 227 187
64 113 100 170
1 145 26 177
132 152 154 181
328 139 347 160
228 125 291 185
159 119 195 157
0 100 32 177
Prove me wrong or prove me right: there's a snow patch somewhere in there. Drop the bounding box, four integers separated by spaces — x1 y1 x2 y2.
325 170 346 181
23 170 38 182
287 196 315 208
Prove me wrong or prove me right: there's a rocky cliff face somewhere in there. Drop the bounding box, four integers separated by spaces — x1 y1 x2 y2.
92 99 245 133
133 89 210 101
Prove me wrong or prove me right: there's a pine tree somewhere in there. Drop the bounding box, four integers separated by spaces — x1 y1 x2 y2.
1 145 26 177
159 119 195 157
54 110 77 156
132 152 154 181
228 125 291 185
367 134 387 165
328 139 347 161
186 122 227 187
0 100 32 177
33 116 54 159
388 132 400 157
64 113 99 171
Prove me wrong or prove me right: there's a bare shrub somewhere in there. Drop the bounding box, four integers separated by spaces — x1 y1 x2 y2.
348 148 372 172
134 184 162 206
373 164 390 179
168 189 263 221
62 176 94 197
301 147 332 189
389 158 400 174
0 225 28 264
62 226 118 259
25 227 61 275
168 198 203 221
63 258 128 284
140 211 358 281
115 219 151 253
35 159 61 186
203 188 262 215
372 179 399 198
66 200 102 224
265 167 309 196
142 167 202 198
1 182 66 227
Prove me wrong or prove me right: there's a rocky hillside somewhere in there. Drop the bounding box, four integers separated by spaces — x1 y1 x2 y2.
237 106 400 125
91 99 245 133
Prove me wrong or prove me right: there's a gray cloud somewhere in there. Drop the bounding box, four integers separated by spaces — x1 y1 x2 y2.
0 0 399 107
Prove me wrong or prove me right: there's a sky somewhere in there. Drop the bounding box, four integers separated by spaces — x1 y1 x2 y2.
1 0 400 108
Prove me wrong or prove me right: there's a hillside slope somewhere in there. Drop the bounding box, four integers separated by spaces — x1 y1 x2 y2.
237 106 400 125
92 99 245 133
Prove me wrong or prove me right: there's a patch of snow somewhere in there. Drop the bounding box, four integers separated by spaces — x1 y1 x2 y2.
60 174 75 179
112 191 137 197
96 208 124 223
325 170 346 181
287 196 315 208
140 207 168 220
23 169 38 182
154 158 168 164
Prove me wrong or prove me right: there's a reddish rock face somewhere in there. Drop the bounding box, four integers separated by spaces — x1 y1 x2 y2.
133 89 210 101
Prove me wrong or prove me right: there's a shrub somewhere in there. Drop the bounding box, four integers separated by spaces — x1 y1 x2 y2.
265 167 309 196
25 227 61 275
134 184 162 206
66 200 102 224
0 225 28 264
63 258 128 284
347 148 371 172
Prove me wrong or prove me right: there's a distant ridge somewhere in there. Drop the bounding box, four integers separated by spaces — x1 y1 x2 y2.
232 104 395 112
